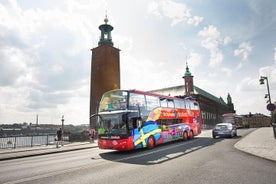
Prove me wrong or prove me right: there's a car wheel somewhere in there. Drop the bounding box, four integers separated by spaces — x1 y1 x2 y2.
230 131 234 138
212 133 216 139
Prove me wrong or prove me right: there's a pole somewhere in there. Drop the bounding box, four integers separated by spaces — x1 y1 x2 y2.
262 77 276 139
61 115 64 145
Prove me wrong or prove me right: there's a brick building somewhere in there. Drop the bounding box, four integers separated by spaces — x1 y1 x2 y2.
241 113 271 128
90 16 120 128
150 64 235 129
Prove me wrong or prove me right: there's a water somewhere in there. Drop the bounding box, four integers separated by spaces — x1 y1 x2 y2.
0 135 69 149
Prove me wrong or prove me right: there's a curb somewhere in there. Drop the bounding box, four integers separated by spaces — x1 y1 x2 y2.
234 128 276 162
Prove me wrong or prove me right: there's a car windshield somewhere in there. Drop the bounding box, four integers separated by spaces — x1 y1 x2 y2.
215 124 230 130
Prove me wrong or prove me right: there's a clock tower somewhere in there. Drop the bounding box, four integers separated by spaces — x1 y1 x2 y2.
90 16 120 128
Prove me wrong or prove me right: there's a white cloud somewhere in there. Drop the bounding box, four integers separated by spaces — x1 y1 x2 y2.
198 25 224 68
0 0 275 124
147 1 161 17
236 77 259 93
259 65 276 84
188 51 202 68
0 46 31 86
221 67 232 77
209 51 223 68
148 0 203 26
223 36 232 45
0 0 100 124
234 42 253 60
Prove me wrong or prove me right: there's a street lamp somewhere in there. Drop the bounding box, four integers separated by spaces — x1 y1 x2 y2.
259 76 276 139
61 115 64 144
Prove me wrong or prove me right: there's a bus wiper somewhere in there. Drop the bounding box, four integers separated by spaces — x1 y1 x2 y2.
90 113 103 121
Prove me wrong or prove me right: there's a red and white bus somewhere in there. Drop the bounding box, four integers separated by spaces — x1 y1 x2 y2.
222 113 243 128
94 89 202 151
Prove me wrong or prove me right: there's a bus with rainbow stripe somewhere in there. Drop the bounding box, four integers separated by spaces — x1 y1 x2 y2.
94 89 202 151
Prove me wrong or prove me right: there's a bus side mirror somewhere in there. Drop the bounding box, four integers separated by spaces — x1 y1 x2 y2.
138 119 142 130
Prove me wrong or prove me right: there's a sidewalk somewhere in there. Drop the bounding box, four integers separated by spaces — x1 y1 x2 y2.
235 127 276 162
0 141 98 161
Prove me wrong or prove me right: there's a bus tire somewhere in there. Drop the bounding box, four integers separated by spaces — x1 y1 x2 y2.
189 130 194 139
147 136 155 149
183 131 188 141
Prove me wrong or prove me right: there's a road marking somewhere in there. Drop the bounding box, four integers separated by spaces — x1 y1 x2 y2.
3 139 201 184
114 139 200 163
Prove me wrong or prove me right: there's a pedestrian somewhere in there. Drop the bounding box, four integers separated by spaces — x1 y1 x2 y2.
56 128 62 148
89 128 96 143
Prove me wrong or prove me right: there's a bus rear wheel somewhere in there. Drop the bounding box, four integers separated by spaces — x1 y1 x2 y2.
183 131 188 141
147 136 155 149
189 131 194 139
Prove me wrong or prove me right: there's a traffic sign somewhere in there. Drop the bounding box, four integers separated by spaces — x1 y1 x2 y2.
267 103 276 111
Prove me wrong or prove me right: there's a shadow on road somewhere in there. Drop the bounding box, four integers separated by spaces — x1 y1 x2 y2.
99 137 224 165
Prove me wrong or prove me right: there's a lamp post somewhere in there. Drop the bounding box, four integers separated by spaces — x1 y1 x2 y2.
61 115 64 144
259 76 276 139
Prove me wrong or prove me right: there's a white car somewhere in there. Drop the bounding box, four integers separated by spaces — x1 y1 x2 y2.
212 123 237 138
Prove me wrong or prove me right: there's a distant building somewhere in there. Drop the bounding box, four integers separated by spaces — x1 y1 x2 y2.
150 64 235 129
241 113 271 128
90 16 120 128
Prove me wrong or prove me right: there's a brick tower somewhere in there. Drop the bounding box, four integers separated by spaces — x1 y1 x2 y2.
90 16 120 128
183 63 194 96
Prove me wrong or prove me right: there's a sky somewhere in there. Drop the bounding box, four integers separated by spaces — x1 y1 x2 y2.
0 0 276 125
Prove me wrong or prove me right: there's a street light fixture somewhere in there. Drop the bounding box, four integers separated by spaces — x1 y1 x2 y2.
259 76 276 139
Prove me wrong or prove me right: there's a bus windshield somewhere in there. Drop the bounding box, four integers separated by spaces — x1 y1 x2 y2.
98 113 128 136
99 90 128 112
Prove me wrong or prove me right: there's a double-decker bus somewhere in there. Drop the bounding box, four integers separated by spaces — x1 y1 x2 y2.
222 113 243 128
93 89 202 151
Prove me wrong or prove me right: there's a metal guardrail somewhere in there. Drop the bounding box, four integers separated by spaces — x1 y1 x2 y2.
0 135 69 149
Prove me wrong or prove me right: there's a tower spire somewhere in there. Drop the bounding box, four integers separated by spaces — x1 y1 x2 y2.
183 62 194 96
98 15 113 46
184 62 192 76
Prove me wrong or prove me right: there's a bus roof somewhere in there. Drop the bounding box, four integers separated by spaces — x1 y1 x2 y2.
129 89 196 102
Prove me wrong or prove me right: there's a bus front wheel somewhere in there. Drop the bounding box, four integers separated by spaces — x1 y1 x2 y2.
147 136 155 149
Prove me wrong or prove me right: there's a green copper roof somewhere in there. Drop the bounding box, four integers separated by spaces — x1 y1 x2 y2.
184 65 192 76
98 16 114 46
194 86 227 105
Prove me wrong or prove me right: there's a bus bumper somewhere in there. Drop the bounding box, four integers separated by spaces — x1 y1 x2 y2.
98 137 134 151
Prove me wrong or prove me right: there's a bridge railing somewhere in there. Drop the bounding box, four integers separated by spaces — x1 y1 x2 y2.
0 135 69 149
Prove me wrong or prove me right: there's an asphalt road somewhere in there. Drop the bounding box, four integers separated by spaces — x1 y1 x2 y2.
1 129 276 184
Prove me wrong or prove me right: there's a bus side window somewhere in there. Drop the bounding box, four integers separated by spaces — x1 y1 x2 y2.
184 101 190 109
167 99 175 108
160 120 168 131
129 93 146 109
190 101 195 110
180 101 185 109
160 98 167 107
194 102 199 110
145 95 160 110
174 100 179 108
